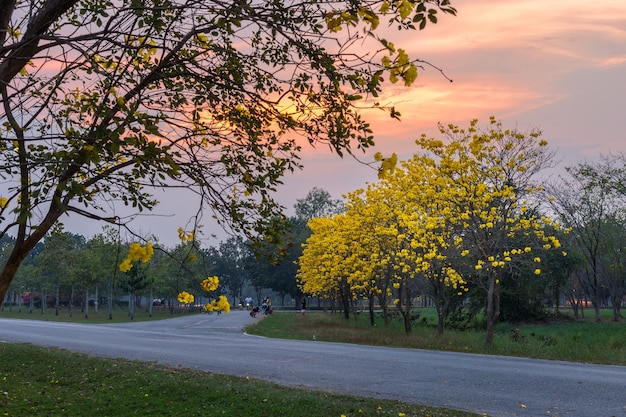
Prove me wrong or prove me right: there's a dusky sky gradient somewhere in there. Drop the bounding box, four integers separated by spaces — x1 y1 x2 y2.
66 0 626 247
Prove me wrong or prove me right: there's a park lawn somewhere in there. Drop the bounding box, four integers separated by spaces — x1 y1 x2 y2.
246 309 626 366
0 343 480 417
0 304 193 324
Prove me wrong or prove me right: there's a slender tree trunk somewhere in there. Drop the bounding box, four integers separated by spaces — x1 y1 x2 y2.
434 281 448 336
400 286 412 334
592 301 601 322
55 284 60 316
94 285 99 314
84 287 89 319
128 291 135 320
69 285 74 317
108 279 114 320
368 294 375 326
148 285 153 317
485 275 500 347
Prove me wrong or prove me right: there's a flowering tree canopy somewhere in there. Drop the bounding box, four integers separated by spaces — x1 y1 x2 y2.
298 118 563 344
0 0 456 303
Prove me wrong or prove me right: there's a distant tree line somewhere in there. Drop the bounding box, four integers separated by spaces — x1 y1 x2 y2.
0 188 340 319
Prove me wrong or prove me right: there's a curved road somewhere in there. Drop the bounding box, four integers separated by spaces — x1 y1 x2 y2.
1 311 625 416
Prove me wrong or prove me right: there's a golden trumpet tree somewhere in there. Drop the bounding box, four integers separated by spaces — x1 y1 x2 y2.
412 118 561 346
297 212 374 319
299 118 562 344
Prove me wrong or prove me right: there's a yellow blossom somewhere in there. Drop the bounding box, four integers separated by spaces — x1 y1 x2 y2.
201 276 220 292
119 258 132 272
177 291 194 304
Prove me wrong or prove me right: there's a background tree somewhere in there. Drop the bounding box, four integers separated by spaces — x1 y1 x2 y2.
0 0 456 304
36 224 85 315
597 214 626 321
295 188 344 221
212 237 249 305
83 228 124 318
546 158 626 321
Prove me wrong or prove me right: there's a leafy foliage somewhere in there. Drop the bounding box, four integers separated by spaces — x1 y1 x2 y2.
0 0 456 303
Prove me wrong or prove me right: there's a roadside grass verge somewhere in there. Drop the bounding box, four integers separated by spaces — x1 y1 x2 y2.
0 343 481 417
0 305 196 324
246 310 626 366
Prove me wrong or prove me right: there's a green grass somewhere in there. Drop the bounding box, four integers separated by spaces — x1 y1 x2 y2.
0 304 192 323
0 343 480 417
246 309 626 366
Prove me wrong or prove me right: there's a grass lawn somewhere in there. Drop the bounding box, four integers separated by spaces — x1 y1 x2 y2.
0 343 480 417
246 308 626 366
0 304 193 323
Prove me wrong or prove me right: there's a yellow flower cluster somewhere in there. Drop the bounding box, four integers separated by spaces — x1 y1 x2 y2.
119 242 154 272
177 291 194 304
177 227 195 242
0 196 8 209
203 295 231 313
200 276 219 292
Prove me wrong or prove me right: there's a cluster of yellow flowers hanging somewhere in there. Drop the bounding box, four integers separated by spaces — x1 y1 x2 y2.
177 291 194 304
177 276 230 314
119 242 154 272
177 227 195 242
201 276 219 292
203 295 231 313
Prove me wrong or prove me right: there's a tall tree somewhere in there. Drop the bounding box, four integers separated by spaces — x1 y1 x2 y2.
36 224 85 315
295 187 344 221
213 237 249 304
546 158 626 321
0 0 456 304
413 118 558 346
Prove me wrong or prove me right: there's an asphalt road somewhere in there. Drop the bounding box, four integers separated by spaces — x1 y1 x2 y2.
1 310 625 416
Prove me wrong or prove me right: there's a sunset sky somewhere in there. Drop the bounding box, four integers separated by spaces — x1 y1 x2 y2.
281 0 626 209
67 0 626 246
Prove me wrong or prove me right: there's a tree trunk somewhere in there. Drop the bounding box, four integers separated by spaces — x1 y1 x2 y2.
84 287 89 319
128 292 135 320
55 284 60 316
94 285 99 313
69 285 74 317
368 295 375 326
485 275 500 347
592 301 601 322
108 279 114 320
434 281 448 336
148 286 153 317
